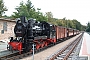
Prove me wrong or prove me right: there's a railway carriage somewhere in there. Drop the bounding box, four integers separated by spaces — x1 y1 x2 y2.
67 28 74 37
55 26 67 41
7 16 80 53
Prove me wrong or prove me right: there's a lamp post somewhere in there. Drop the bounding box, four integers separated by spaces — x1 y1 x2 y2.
32 44 35 60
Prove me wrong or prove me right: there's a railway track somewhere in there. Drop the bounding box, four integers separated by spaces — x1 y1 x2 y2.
0 50 19 60
0 42 53 60
0 34 82 60
0 45 52 60
46 33 83 60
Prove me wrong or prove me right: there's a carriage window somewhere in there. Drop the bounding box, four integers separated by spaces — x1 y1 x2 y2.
3 22 7 31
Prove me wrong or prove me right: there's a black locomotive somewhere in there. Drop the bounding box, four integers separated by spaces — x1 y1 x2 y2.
8 16 56 53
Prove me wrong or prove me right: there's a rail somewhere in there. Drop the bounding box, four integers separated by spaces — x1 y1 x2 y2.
46 33 83 60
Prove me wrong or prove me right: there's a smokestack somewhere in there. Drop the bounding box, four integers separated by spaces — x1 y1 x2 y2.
20 16 26 23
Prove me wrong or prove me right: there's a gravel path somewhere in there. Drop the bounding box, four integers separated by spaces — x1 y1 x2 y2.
20 34 81 60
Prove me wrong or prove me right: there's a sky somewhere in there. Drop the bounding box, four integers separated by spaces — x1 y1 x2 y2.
3 0 90 25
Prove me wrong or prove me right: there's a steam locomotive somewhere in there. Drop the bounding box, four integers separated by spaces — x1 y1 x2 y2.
7 16 80 53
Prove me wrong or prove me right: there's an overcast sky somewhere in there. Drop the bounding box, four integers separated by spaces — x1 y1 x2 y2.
3 0 90 25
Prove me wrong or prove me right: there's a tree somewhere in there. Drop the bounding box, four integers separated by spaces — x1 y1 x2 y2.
11 0 47 21
81 25 86 31
12 0 34 19
0 0 7 17
86 22 90 32
55 18 84 31
45 12 53 22
62 17 66 20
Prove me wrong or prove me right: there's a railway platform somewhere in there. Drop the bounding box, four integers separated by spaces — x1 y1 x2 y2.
0 40 8 52
79 32 90 60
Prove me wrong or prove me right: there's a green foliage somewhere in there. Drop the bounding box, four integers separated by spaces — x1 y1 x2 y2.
45 12 58 25
81 25 86 31
45 12 53 22
11 0 47 21
48 17 85 31
86 22 90 32
0 0 7 17
9 0 85 31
